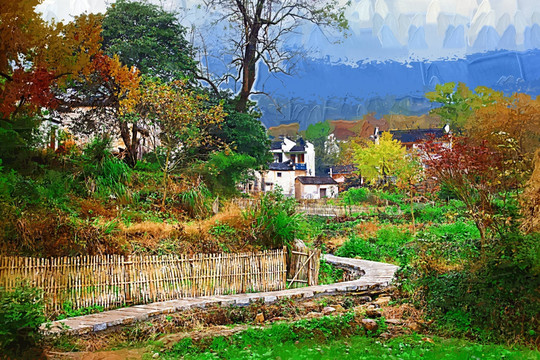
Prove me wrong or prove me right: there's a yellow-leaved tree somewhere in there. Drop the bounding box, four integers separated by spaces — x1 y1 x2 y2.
353 132 422 231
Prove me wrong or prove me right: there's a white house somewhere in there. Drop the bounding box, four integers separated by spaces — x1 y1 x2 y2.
295 176 339 200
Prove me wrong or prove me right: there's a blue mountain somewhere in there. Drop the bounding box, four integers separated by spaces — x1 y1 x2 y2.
253 48 540 129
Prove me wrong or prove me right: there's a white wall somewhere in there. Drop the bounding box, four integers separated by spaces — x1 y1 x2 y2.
265 170 296 196
305 141 316 176
299 184 339 199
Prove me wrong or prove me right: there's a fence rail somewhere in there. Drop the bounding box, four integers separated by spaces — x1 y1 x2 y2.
233 198 395 217
0 250 287 315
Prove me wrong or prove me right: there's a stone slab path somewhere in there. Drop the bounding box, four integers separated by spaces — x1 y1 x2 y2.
45 255 399 335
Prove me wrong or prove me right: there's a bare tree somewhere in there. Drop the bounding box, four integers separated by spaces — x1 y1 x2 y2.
203 0 349 112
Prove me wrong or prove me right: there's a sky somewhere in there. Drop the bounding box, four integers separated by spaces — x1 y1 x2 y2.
37 0 540 128
38 0 540 62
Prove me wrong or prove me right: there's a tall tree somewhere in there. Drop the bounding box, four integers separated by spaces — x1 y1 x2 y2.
101 0 197 81
0 2 102 120
203 0 348 112
303 120 338 175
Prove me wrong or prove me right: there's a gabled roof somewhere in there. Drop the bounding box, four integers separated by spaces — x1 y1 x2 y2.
296 176 338 185
270 141 282 150
269 162 294 171
389 128 448 143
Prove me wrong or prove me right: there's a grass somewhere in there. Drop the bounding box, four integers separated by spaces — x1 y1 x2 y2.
157 322 540 360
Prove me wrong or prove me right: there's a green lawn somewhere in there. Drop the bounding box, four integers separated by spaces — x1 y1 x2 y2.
160 334 540 359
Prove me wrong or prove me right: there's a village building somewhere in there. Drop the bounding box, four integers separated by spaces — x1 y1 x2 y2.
295 176 339 200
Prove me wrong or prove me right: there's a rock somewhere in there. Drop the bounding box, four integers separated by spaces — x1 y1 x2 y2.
386 318 403 325
153 353 160 358
254 313 265 324
407 322 422 332
306 312 323 319
322 306 336 315
357 296 372 303
361 318 378 332
375 296 392 306
365 309 382 318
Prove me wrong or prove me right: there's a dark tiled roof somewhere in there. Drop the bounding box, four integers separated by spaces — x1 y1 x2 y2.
296 176 338 185
330 165 357 174
289 144 305 152
271 141 282 150
389 128 447 143
269 162 294 171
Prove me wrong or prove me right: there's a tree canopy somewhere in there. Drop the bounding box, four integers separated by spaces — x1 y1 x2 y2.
102 0 197 81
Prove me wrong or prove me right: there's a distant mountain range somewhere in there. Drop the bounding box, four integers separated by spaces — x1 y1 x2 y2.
254 48 540 130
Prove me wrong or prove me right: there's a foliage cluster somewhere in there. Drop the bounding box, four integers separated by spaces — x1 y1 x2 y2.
245 190 309 249
0 283 47 358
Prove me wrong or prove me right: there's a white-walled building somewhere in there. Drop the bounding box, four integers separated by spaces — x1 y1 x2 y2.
295 176 339 200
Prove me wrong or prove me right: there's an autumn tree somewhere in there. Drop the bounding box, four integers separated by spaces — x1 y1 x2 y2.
0 2 103 164
467 92 540 161
353 132 407 185
353 132 421 229
420 137 506 243
202 0 348 112
139 80 226 207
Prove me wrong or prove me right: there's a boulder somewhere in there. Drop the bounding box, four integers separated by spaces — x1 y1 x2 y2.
361 318 378 332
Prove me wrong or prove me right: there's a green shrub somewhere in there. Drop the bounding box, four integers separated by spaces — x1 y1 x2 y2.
341 187 369 205
247 189 308 248
0 283 47 357
318 258 344 284
407 231 540 344
336 227 413 265
175 182 213 218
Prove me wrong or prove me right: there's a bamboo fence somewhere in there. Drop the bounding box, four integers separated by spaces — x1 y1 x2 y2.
287 243 321 288
0 249 287 315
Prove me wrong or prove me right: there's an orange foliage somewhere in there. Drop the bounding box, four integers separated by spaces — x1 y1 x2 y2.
0 2 104 118
468 93 540 155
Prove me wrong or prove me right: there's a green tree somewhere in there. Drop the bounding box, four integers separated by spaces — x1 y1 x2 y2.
303 120 338 175
102 0 197 81
426 82 503 131
212 98 271 167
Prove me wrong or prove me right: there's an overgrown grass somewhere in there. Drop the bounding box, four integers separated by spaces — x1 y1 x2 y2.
159 315 540 360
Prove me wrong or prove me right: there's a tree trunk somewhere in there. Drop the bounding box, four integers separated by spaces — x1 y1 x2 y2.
161 147 171 210
118 120 140 167
236 24 261 113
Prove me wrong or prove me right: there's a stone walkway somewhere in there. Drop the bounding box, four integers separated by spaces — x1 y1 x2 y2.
45 255 399 335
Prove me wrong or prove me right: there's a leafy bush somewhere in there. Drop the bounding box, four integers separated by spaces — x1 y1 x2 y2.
176 182 213 218
318 258 344 284
407 231 540 344
0 283 47 357
78 136 132 199
246 190 308 248
336 227 413 265
341 187 369 205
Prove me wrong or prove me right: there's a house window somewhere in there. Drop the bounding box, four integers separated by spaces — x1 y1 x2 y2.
297 154 305 163
290 154 296 163
277 172 282 177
